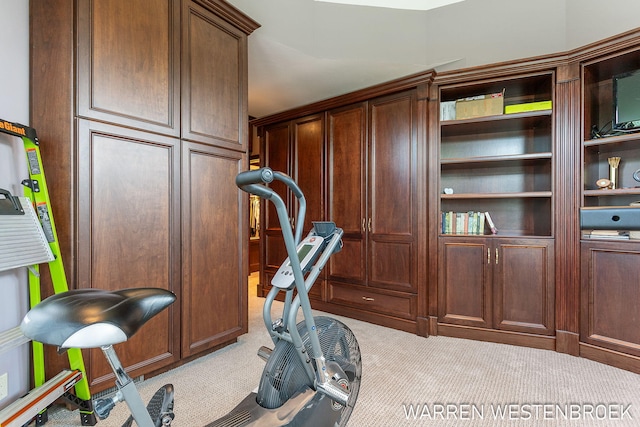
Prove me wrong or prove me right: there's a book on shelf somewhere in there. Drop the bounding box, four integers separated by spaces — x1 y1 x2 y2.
484 211 497 235
582 230 630 240
441 211 491 235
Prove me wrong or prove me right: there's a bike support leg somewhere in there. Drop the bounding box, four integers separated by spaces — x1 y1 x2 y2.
101 346 155 427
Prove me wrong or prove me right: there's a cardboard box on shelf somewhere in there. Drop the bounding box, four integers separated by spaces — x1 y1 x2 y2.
455 90 504 120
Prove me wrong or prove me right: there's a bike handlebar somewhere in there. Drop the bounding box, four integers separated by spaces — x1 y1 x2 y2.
235 167 274 187
236 167 304 200
236 167 306 246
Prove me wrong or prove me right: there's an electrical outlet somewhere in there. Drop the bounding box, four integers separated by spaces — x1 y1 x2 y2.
0 372 7 400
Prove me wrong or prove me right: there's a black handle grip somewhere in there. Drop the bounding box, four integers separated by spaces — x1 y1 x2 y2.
0 188 24 215
272 171 304 200
235 167 274 187
242 184 275 200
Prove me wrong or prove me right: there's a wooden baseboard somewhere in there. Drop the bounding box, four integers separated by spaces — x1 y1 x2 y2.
580 342 640 375
556 330 580 356
437 323 556 351
311 300 417 334
428 316 438 336
416 316 429 337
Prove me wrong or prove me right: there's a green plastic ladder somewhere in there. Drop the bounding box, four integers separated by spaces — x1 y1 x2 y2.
0 119 96 426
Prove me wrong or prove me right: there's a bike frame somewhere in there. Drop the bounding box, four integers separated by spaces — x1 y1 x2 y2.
237 169 348 404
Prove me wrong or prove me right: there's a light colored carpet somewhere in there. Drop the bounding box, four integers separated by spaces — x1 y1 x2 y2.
45 274 640 426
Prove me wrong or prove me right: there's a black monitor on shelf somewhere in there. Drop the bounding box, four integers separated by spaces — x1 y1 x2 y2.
613 69 640 131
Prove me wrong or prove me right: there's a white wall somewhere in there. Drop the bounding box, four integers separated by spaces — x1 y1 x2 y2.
427 0 640 72
0 0 31 410
566 0 640 49
426 0 567 72
230 0 640 117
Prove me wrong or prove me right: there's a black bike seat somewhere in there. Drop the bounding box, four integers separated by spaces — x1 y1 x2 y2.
21 288 176 348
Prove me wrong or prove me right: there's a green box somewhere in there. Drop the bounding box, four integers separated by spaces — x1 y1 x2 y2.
504 100 552 114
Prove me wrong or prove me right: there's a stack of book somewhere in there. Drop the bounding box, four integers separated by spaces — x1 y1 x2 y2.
441 211 497 235
582 230 630 240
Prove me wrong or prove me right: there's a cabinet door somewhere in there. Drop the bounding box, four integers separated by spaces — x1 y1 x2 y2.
77 0 181 136
181 142 246 357
581 242 640 357
262 122 291 270
368 91 418 293
292 114 325 299
76 120 181 391
327 103 367 286
181 0 249 151
438 238 492 328
493 239 554 335
293 114 325 233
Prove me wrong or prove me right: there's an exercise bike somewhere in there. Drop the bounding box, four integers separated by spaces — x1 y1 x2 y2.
20 167 362 427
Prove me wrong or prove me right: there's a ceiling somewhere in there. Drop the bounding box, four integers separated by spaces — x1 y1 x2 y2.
226 0 640 119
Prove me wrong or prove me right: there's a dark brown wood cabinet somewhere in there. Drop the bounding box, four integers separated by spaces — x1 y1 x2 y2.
367 91 419 296
438 237 554 338
255 81 431 333
76 121 182 383
252 29 640 376
577 34 640 373
493 239 554 336
180 142 246 357
294 115 326 234
326 91 420 330
260 114 325 300
438 238 492 329
326 103 367 291
181 1 250 150
580 241 640 359
432 69 557 349
30 0 258 392
262 121 292 274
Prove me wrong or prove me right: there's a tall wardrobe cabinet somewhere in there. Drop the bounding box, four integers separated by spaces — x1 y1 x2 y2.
261 114 326 301
30 0 259 392
253 76 433 335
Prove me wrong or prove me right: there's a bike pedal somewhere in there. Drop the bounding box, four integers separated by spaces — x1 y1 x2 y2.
257 346 272 362
94 396 117 419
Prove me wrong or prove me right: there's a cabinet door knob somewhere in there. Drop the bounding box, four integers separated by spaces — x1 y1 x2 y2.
362 218 366 233
362 296 375 302
367 218 372 233
495 248 499 265
487 248 490 264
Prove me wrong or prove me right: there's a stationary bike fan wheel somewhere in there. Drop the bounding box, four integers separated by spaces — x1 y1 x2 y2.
306 316 362 426
257 316 362 426
257 331 313 410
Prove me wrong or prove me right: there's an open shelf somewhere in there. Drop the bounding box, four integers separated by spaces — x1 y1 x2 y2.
583 47 640 139
441 152 552 167
441 112 552 161
582 46 640 213
440 197 552 237
584 131 640 148
441 162 551 195
441 109 552 127
442 191 552 199
440 72 553 106
438 71 555 238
